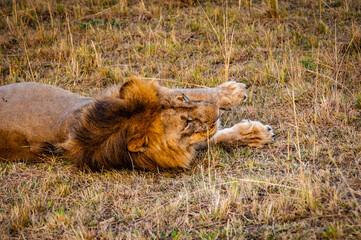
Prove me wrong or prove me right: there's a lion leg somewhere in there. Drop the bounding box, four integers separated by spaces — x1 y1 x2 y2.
173 81 248 109
211 120 275 147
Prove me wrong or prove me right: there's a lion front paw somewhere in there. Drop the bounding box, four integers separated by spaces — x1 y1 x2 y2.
215 81 248 109
234 120 275 146
213 120 275 147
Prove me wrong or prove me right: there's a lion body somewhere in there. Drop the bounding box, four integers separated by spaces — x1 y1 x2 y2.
0 79 274 171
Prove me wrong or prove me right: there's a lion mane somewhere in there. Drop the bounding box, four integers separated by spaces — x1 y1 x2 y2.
60 79 193 171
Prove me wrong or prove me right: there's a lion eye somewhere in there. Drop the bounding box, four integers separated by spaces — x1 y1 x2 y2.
177 94 190 102
185 119 192 129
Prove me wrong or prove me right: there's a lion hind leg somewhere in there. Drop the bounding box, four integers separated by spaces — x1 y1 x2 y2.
212 120 275 147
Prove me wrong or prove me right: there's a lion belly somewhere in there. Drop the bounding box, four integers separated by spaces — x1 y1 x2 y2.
0 82 92 161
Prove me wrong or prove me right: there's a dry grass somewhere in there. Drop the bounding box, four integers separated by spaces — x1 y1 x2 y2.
1 0 361 239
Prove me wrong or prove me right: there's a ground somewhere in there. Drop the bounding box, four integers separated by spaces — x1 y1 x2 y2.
0 0 360 239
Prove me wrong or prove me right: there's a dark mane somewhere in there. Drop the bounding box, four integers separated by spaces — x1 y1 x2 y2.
60 79 168 171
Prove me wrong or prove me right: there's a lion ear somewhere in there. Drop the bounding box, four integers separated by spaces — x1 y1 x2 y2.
127 134 148 153
118 79 135 99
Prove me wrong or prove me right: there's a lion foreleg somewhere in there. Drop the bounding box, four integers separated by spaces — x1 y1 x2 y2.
173 81 248 109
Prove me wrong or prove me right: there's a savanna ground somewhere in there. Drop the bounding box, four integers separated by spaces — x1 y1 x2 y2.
0 0 360 239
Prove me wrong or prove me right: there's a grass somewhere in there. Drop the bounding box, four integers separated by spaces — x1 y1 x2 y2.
0 0 360 239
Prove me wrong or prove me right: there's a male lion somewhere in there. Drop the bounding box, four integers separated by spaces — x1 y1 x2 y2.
0 78 274 171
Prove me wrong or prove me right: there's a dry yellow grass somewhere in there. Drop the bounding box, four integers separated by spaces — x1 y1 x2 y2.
1 0 360 239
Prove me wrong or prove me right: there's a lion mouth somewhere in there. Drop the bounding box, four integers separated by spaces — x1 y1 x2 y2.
199 123 218 141
187 123 218 145
209 124 218 136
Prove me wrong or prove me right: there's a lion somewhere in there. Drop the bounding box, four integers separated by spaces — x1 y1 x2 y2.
0 78 274 171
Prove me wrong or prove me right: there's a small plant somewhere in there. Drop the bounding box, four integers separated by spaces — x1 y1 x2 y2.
355 93 361 109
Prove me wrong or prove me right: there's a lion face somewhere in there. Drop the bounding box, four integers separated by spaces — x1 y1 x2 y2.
158 86 219 146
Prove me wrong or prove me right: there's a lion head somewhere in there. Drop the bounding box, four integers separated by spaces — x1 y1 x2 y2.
60 78 219 171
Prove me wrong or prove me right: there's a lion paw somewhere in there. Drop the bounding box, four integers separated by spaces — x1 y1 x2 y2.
215 81 248 109
213 120 275 147
234 120 275 146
